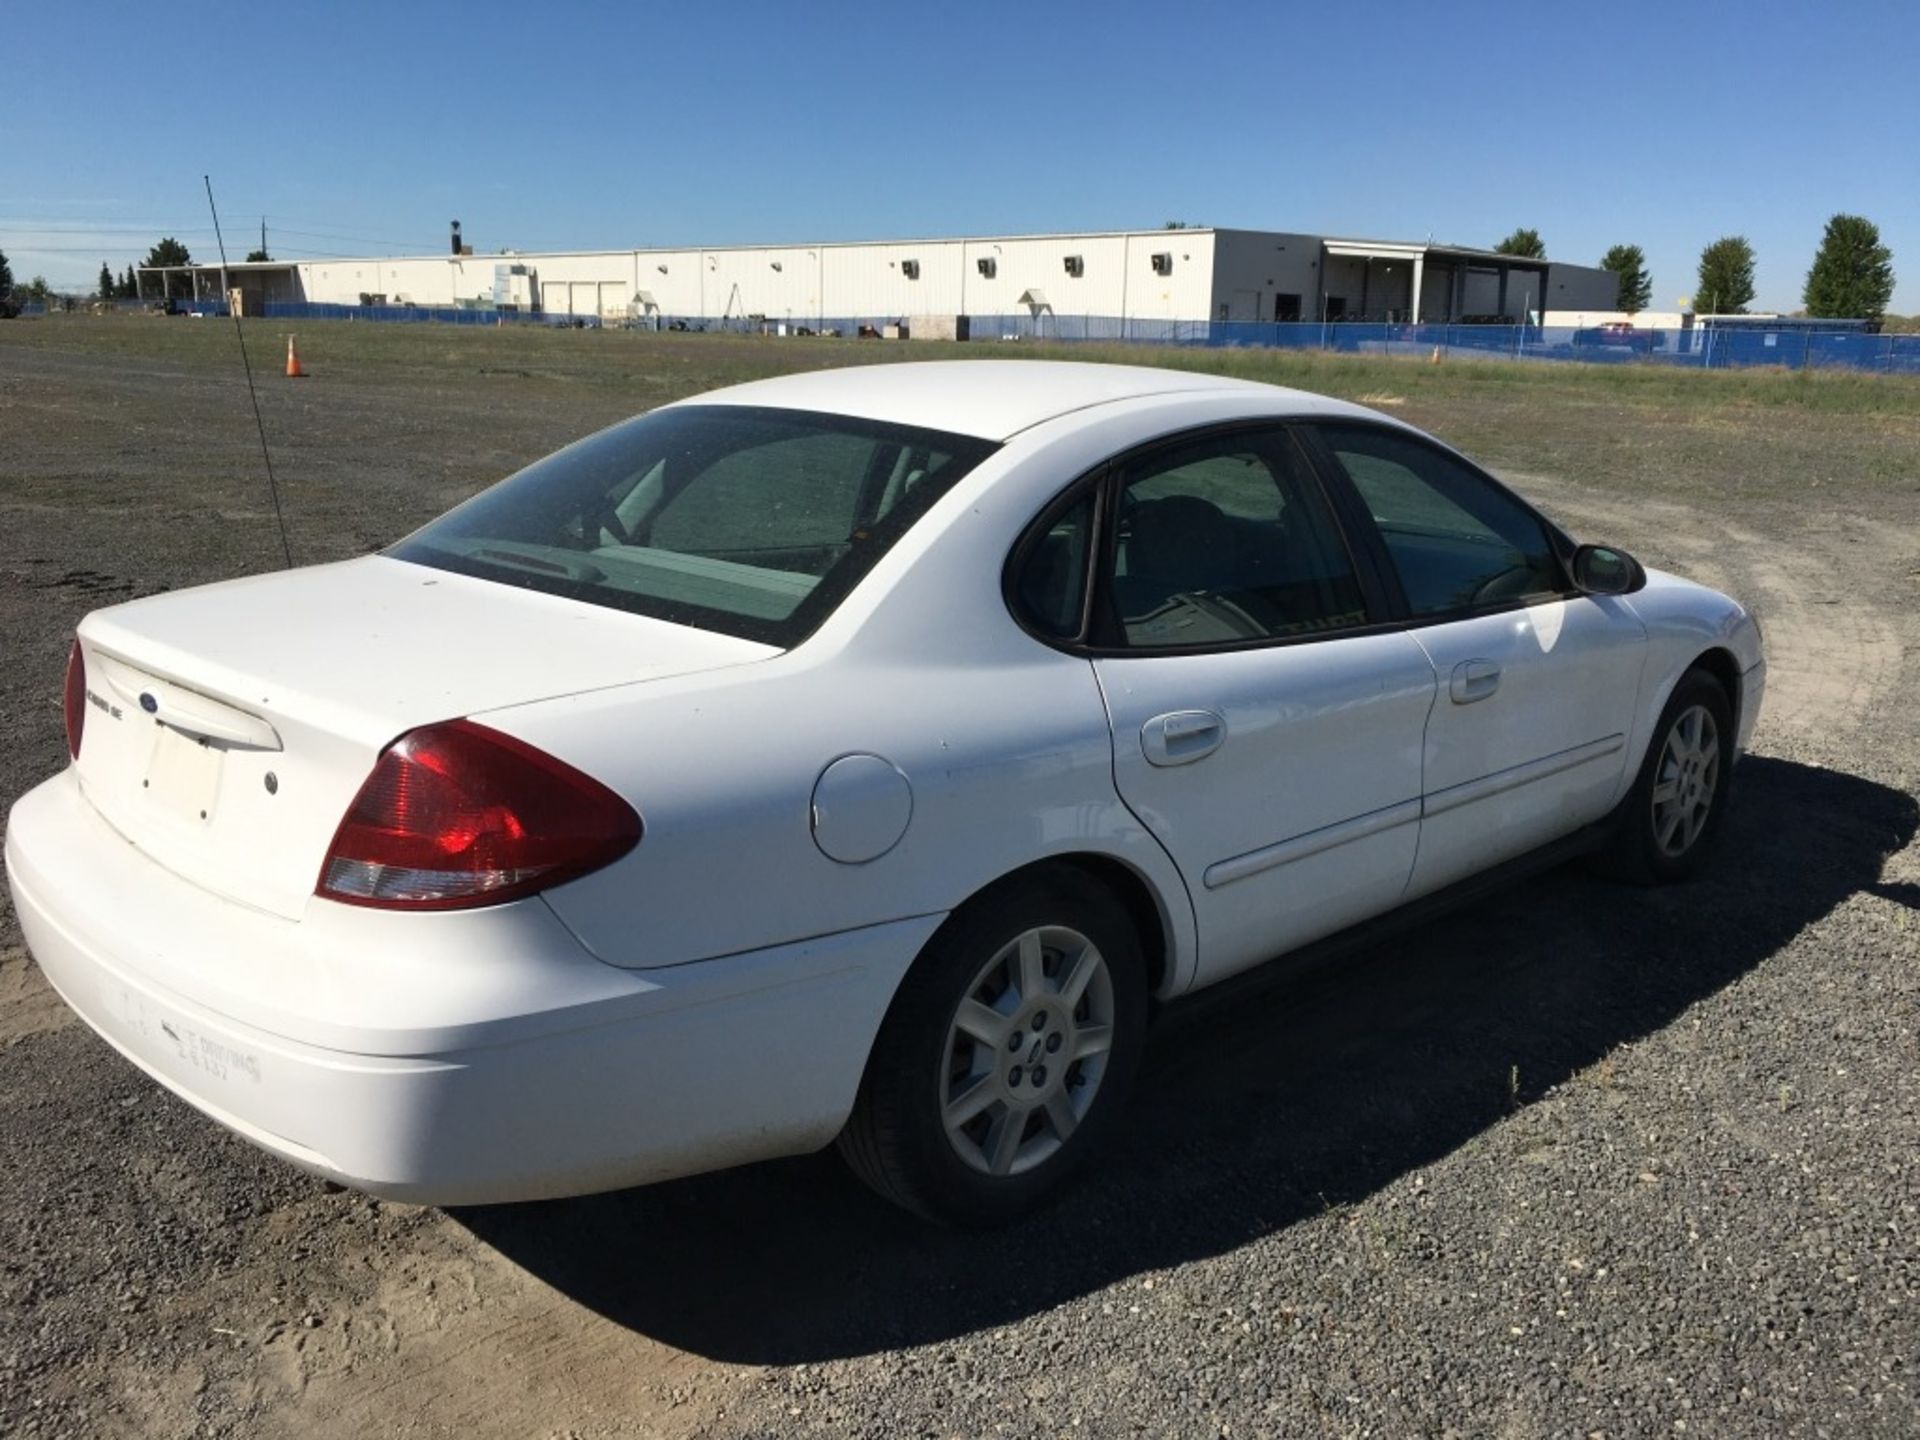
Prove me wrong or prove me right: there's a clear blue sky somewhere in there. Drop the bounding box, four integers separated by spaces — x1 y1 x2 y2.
6 0 1916 312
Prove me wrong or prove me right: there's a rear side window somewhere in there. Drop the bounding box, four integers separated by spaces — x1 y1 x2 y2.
390 406 996 647
1107 428 1367 648
1317 424 1563 617
1014 489 1097 639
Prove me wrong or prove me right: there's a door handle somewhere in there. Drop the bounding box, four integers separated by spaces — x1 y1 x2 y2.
1141 710 1226 767
1449 659 1502 704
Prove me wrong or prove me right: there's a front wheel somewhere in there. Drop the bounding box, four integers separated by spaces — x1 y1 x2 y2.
1604 666 1735 883
837 868 1148 1226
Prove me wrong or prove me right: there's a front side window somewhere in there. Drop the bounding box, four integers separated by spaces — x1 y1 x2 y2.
389 406 996 646
1316 424 1563 617
1106 429 1367 648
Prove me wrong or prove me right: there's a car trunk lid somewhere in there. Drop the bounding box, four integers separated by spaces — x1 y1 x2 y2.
72 556 774 920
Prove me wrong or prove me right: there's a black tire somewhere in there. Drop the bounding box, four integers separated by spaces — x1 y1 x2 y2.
837 866 1149 1227
1602 666 1735 884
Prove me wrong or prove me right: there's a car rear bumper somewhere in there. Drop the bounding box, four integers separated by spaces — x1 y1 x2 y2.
6 770 941 1205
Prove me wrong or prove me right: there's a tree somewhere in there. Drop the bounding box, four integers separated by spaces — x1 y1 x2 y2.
144 236 191 267
144 237 192 299
1494 227 1546 258
0 248 12 299
119 265 138 298
26 276 52 304
97 262 116 300
245 247 271 262
1599 243 1652 313
1695 236 1756 314
1802 213 1894 321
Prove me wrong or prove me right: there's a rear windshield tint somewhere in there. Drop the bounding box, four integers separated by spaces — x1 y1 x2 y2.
389 405 997 646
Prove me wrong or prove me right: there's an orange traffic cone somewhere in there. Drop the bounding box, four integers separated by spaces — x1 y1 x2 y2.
285 335 307 378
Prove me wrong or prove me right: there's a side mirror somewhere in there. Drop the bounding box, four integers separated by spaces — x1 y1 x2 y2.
1571 543 1647 596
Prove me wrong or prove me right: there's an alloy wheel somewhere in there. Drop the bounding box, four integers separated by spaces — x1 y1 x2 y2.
939 925 1116 1177
1651 703 1721 858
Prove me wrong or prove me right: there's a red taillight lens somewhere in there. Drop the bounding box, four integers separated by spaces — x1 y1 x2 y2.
317 719 640 911
63 639 86 761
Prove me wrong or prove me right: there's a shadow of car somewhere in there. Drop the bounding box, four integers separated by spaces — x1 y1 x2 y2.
455 754 1914 1364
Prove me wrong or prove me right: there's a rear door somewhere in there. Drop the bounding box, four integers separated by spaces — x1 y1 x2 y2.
1306 422 1647 897
1075 425 1437 986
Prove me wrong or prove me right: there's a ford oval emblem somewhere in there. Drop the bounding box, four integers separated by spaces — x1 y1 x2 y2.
139 692 159 714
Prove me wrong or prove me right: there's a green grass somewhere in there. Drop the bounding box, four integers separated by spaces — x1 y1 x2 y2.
7 313 1918 519
10 312 1920 416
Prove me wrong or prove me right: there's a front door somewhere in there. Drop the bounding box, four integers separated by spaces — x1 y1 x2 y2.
1087 426 1437 986
1310 422 1647 897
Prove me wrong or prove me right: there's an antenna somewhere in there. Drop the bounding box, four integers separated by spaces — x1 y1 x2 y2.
203 176 293 569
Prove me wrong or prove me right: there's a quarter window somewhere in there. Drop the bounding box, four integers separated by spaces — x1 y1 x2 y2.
1317 425 1563 617
1106 430 1367 648
1015 488 1097 639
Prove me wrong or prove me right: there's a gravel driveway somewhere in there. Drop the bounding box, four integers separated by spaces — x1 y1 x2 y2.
2 322 1915 1439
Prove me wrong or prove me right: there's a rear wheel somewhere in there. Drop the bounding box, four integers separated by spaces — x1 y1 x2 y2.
1604 666 1735 883
838 868 1148 1226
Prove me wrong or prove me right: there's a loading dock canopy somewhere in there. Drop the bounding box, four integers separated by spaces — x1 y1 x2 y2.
1320 238 1548 323
136 259 302 307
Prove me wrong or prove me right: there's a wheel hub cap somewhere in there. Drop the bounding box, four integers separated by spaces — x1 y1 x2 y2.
939 925 1116 1177
1651 703 1721 858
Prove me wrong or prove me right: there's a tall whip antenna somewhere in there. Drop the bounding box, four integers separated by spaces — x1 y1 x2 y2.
203 175 293 569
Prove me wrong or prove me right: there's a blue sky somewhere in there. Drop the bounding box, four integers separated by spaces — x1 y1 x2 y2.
5 0 1916 312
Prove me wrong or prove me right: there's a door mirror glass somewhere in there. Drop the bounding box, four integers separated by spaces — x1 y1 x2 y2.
1570 543 1646 596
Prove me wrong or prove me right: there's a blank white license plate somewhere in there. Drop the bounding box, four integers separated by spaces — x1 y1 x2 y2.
144 723 223 822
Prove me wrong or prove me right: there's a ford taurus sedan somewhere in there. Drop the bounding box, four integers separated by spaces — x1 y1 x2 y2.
5 361 1765 1224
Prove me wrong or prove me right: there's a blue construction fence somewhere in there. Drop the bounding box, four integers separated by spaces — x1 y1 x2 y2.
967 315 1920 374
30 298 1919 374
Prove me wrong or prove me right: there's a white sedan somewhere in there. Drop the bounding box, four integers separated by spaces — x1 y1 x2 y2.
6 361 1764 1224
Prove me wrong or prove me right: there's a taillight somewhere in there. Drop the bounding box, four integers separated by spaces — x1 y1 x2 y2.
63 639 86 761
317 719 640 911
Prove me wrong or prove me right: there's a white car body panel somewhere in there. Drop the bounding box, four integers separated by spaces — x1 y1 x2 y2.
1093 633 1437 985
1621 568 1767 771
71 559 771 919
9 770 940 1203
3 361 1767 1205
1400 595 1648 898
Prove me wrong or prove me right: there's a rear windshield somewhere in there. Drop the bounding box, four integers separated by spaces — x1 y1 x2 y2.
389 405 997 646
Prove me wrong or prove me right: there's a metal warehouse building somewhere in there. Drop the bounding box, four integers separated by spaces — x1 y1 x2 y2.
151 227 1617 329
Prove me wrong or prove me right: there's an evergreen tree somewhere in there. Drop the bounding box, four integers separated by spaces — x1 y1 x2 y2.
1599 244 1652 313
98 262 116 299
144 237 192 299
1802 213 1894 321
119 266 138 298
1694 237 1756 314
1494 227 1546 258
143 237 192 267
0 248 12 300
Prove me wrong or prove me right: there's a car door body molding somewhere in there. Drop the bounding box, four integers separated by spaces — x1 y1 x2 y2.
1202 796 1423 890
1420 733 1625 818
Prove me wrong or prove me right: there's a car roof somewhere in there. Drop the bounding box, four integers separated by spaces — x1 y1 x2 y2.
667 359 1368 441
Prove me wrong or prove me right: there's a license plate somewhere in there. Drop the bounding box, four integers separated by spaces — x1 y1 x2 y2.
144 722 223 822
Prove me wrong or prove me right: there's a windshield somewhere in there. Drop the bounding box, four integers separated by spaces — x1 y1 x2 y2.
389 405 997 646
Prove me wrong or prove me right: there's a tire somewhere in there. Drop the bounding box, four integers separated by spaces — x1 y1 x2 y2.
837 866 1149 1227
1603 666 1735 884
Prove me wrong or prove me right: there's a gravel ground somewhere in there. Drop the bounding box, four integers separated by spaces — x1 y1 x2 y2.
2 319 1916 1439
